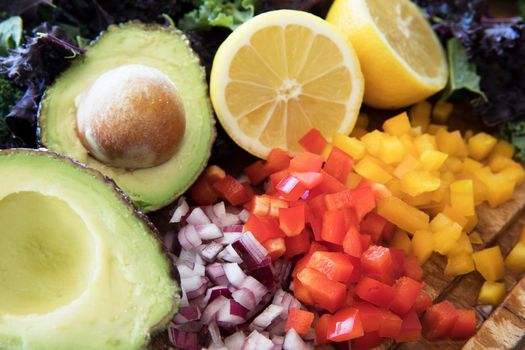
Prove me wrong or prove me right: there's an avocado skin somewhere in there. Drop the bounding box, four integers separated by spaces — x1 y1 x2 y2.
0 148 180 350
38 22 216 212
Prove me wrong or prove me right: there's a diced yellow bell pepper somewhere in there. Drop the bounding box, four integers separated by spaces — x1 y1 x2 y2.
478 281 506 305
427 124 448 135
379 135 405 164
436 129 468 157
467 132 497 160
390 229 412 255
462 158 484 174
409 100 431 132
448 233 474 256
383 112 411 136
377 196 430 234
386 178 404 198
394 154 420 179
430 213 463 254
414 134 437 155
354 156 393 184
399 134 419 157
464 129 474 141
444 156 463 173
430 180 448 205
450 179 475 217
473 246 505 281
419 150 448 171
463 214 478 233
352 127 368 139
505 241 525 274
521 226 525 243
498 163 525 185
442 205 468 228
401 170 441 197
322 144 333 161
490 139 515 159
488 154 515 172
356 112 369 129
432 101 454 123
403 192 435 207
469 231 483 245
333 133 366 160
477 171 516 208
361 130 384 156
444 252 475 276
412 230 434 264
345 172 362 189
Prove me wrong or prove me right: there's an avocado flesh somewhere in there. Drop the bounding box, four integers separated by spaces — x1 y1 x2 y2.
39 23 215 212
0 150 179 350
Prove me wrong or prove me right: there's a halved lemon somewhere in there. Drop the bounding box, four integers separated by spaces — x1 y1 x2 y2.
210 10 364 159
326 0 448 109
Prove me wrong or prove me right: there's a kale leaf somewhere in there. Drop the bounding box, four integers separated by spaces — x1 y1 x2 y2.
501 120 525 161
179 0 256 31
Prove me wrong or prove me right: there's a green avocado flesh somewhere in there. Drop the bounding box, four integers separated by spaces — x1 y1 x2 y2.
0 150 179 350
39 22 215 212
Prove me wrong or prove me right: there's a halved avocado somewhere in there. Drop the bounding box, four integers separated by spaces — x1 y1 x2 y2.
0 149 179 350
38 22 215 212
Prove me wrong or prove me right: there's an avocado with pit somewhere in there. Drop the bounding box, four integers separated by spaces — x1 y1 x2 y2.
0 149 179 350
38 22 215 212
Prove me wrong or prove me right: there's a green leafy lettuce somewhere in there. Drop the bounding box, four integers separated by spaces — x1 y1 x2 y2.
178 0 257 31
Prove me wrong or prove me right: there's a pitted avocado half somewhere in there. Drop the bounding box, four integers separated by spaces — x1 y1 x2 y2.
0 149 179 350
39 22 215 212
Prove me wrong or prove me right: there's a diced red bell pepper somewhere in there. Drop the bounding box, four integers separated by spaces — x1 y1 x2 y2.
351 186 376 221
268 197 288 218
309 171 347 196
248 195 271 216
325 189 354 210
378 309 402 338
244 214 285 243
355 277 396 309
307 211 323 241
285 229 311 259
213 175 252 205
324 147 354 184
413 290 433 314
382 222 397 242
291 171 324 189
307 193 327 216
343 208 359 230
359 234 372 251
269 169 289 189
321 209 347 245
315 314 332 344
326 307 364 342
354 302 382 332
285 308 315 336
279 205 305 236
298 128 328 154
293 278 315 305
289 151 324 172
190 173 219 205
297 268 346 313
308 241 329 254
353 331 382 350
360 212 388 243
344 287 355 307
361 245 395 285
244 160 271 185
403 255 423 281
390 276 424 316
347 256 363 283
389 248 406 279
262 237 286 261
395 310 422 342
423 300 459 340
307 251 355 283
265 148 291 172
276 175 307 201
450 309 477 340
343 226 363 258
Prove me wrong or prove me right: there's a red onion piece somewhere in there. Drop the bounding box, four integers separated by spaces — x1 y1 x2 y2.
241 330 274 350
223 263 247 288
205 286 232 304
240 276 267 304
272 335 284 350
176 264 194 279
276 176 300 194
250 262 276 288
167 324 200 350
199 242 223 262
267 317 286 337
218 213 242 227
178 249 196 265
250 304 284 332
208 322 223 348
179 225 202 251
219 232 243 245
217 300 247 326
201 295 229 325
300 190 310 200
225 331 247 350
187 207 212 225
213 201 227 218
196 223 223 240
173 305 202 324
283 329 311 350
232 288 257 310
232 232 269 269
238 209 250 223
180 290 189 307
218 244 243 263
205 262 228 286
182 276 208 300
223 224 244 233
170 197 189 223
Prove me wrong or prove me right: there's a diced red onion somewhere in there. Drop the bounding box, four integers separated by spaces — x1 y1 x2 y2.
196 223 223 240
475 304 494 320
267 317 286 337
223 224 244 233
240 276 267 304
208 322 223 347
193 255 206 277
180 290 189 308
218 213 242 227
187 207 211 225
283 329 311 350
250 262 276 288
225 331 247 350
178 249 196 265
232 232 269 269
273 260 292 287
223 263 247 288
276 176 300 194
250 304 284 331
175 320 203 333
176 264 195 279
300 190 310 200
201 295 229 325
182 276 208 300
205 263 228 286
217 300 247 326
199 242 223 262
193 294 209 310
238 209 250 223
204 205 219 222
241 330 274 350
232 288 257 310
167 324 200 350
272 335 284 350
218 244 243 263
218 232 243 245
170 197 189 223
173 305 201 324
213 201 227 218
179 225 202 250
205 286 232 304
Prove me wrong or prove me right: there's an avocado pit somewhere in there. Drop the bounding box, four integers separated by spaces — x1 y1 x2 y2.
75 64 186 169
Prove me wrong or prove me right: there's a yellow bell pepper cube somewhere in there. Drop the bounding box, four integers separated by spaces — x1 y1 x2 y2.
401 170 441 197
386 178 404 198
444 156 463 173
354 156 393 184
394 154 420 179
478 171 516 208
462 157 484 173
414 134 437 154
333 133 366 160
379 135 405 164
409 100 431 132
488 154 515 172
464 129 474 141
473 246 505 281
399 134 419 157
351 127 368 139
468 132 497 160
442 205 468 228
444 252 475 276
490 139 515 159
427 124 448 135
321 144 333 161
436 129 468 157
356 112 369 129
505 241 525 274
432 100 454 123
345 172 362 189
463 214 478 233
390 229 412 255
419 150 448 171
377 196 429 234
468 231 483 245
450 179 475 217
383 112 411 136
412 230 434 264
471 178 488 205
499 163 525 185
448 233 474 256
361 130 383 157
403 192 435 207
478 281 506 305
433 227 462 255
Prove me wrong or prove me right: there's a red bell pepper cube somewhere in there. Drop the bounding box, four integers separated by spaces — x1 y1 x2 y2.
350 186 376 221
395 310 422 342
343 226 363 258
382 222 397 242
390 276 424 316
269 169 289 188
413 290 433 314
353 331 382 350
324 147 354 184
285 308 315 335
307 193 327 216
360 212 388 243
355 277 396 309
248 195 271 216
268 197 288 218
297 268 346 313
354 302 382 332
289 151 324 172
310 171 347 196
378 309 403 338
423 300 459 340
291 171 324 189
308 251 355 283
347 256 363 283
298 128 327 154
190 173 219 205
284 229 311 259
403 255 423 281
292 242 329 277
361 245 395 285
321 209 347 245
359 234 372 251
293 278 315 306
265 148 291 172
450 309 477 340
244 214 285 243
244 160 271 185
262 237 286 261
327 307 364 342
389 248 406 279
279 205 305 236
315 314 332 344
325 189 354 210
213 175 252 205
276 175 307 201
